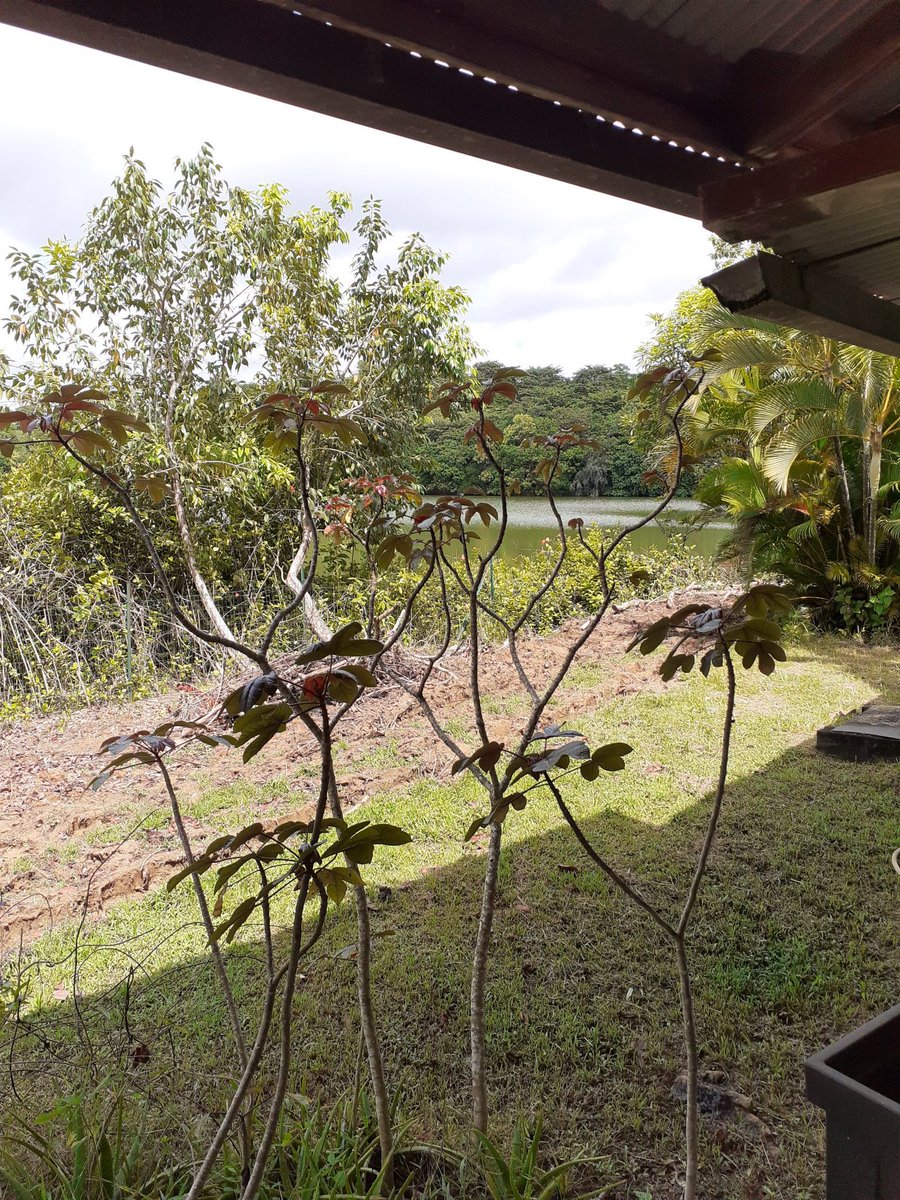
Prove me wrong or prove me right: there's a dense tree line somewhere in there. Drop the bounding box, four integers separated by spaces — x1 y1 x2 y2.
418 361 650 496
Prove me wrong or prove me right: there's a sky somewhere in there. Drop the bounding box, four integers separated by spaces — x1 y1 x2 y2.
0 22 714 373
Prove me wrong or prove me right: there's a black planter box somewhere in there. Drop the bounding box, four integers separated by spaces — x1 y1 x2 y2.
806 1004 900 1199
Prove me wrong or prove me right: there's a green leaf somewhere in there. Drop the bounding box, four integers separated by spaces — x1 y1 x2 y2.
214 857 252 892
204 834 233 855
233 702 293 738
591 743 633 772
346 822 412 848
700 647 723 676
339 638 383 657
741 617 782 641
331 821 411 865
626 617 670 655
465 816 488 841
218 897 258 944
272 819 313 839
341 664 378 687
167 856 213 891
660 652 695 681
452 741 504 776
317 868 347 905
530 741 589 773
760 640 787 662
133 474 168 503
228 822 265 851
667 604 706 626
757 650 776 675
332 864 365 887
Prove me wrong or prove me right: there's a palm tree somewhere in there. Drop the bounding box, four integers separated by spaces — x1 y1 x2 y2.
683 308 900 628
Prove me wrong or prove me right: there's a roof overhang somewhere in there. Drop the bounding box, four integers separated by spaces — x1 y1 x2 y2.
0 0 898 353
702 253 900 356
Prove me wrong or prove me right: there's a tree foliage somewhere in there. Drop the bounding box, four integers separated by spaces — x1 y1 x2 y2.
640 287 900 633
419 361 648 497
1 148 475 686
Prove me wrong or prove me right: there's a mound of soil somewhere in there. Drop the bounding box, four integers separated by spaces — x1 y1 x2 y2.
0 593 722 952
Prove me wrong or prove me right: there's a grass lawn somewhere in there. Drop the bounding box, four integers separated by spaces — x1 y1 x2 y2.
5 632 899 1199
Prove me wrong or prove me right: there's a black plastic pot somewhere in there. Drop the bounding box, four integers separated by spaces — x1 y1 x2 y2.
805 1003 900 1199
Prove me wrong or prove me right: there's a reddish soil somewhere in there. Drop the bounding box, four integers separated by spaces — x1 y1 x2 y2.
0 593 721 953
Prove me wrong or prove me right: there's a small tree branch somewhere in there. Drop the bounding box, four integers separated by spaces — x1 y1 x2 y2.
546 778 676 939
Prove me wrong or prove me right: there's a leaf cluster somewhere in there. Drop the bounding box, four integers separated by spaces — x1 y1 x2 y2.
167 816 411 943
627 585 793 679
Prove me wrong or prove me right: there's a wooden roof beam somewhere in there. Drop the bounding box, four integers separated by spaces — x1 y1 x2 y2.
702 253 900 356
0 0 732 215
701 125 900 242
281 0 736 157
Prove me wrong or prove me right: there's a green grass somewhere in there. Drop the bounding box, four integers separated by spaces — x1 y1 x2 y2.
82 808 170 845
181 775 302 828
350 738 403 771
5 633 899 1199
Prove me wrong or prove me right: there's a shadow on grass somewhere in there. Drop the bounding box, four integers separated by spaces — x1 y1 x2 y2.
4 640 899 1198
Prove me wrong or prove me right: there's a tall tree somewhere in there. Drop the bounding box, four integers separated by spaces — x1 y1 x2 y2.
3 147 474 643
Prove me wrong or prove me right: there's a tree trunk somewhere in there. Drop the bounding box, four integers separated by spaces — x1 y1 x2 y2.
832 436 858 544
866 426 883 566
326 772 393 1173
471 820 502 1134
285 517 333 641
169 467 241 651
162 386 240 654
676 934 699 1200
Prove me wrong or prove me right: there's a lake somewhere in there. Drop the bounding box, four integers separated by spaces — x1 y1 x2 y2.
426 495 728 559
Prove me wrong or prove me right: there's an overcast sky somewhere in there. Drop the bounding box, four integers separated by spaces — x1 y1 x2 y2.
0 22 714 373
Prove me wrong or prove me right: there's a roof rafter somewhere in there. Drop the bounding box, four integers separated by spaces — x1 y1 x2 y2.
701 124 900 242
281 0 735 156
702 252 900 356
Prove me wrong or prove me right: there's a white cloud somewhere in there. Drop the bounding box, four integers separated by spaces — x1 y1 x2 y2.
0 22 713 372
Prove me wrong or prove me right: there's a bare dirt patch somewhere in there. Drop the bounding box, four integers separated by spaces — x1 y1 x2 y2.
0 594 718 951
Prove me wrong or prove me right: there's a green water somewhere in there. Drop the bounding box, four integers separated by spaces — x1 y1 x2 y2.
428 495 728 560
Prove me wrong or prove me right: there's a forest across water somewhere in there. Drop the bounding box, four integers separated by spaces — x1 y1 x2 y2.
419 362 654 497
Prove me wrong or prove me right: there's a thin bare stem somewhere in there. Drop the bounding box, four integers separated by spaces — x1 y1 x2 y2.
677 640 736 937
676 934 699 1200
327 769 394 1175
546 779 676 939
241 699 334 1200
157 756 248 1067
471 820 502 1134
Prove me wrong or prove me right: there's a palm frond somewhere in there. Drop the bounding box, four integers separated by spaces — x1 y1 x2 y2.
705 334 787 377
787 518 823 544
876 461 900 498
763 413 839 492
748 377 839 435
696 305 785 341
696 454 770 516
879 502 900 543
825 561 851 583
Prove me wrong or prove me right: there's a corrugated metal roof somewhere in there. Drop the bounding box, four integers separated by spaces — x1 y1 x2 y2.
842 71 900 125
600 0 889 62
